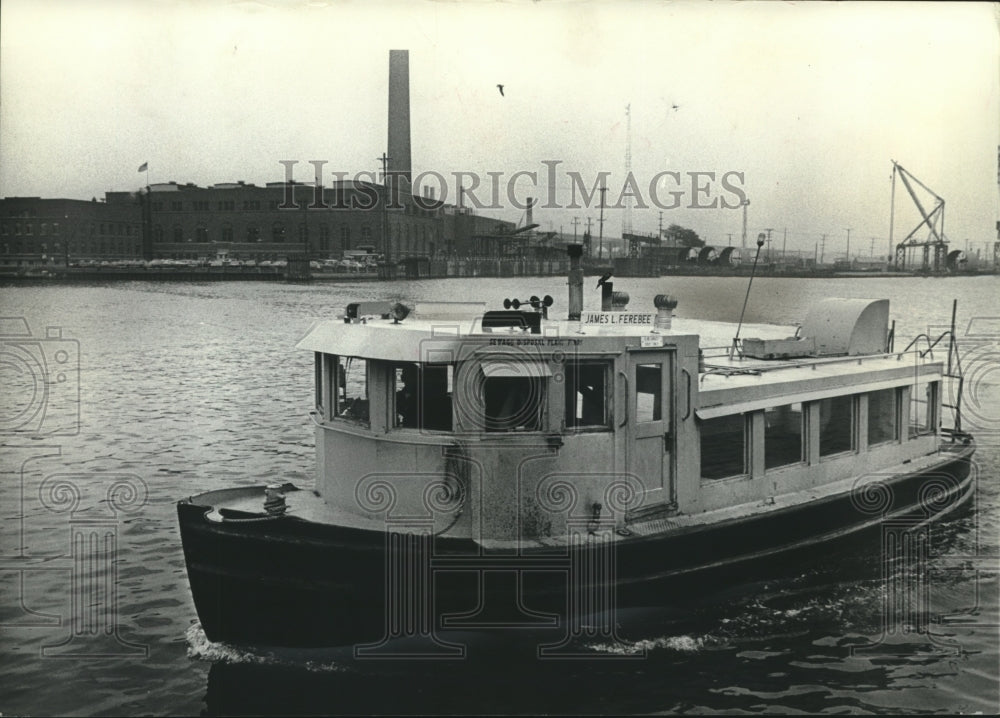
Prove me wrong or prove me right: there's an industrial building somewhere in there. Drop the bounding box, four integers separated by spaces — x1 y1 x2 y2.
1 49 521 270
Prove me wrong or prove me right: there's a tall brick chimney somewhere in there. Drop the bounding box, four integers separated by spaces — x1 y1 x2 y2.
387 50 412 186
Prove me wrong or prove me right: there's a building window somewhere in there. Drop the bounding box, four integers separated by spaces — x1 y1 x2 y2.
701 414 748 479
565 361 610 430
195 226 208 242
868 388 898 445
272 223 286 242
818 395 855 457
247 226 260 242
340 225 351 249
319 225 330 252
171 201 182 211
393 363 453 431
298 224 309 244
220 224 233 243
41 223 48 235
153 225 164 243
764 403 804 470
361 226 371 243
173 226 184 243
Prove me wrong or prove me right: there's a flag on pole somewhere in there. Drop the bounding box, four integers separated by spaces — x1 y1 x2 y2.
138 162 148 173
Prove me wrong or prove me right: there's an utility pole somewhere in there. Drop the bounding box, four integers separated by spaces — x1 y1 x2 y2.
845 227 852 266
765 228 774 263
377 152 392 263
727 233 733 247
820 234 827 264
741 198 750 251
622 104 633 239
658 211 664 240
782 227 787 262
598 185 607 260
571 216 581 242
870 237 876 260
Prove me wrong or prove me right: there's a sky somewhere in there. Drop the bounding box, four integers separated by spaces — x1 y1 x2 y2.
1 0 998 260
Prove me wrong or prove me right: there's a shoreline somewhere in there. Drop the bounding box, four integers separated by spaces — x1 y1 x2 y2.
0 267 995 283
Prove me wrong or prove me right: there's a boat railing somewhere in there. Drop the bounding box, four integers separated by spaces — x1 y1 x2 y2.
700 346 937 378
895 300 965 432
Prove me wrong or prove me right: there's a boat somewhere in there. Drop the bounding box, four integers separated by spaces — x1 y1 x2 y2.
178 244 976 651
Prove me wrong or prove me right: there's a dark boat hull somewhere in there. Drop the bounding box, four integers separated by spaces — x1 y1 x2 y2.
178 443 975 649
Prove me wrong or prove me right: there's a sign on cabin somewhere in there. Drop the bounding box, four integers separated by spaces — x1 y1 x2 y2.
583 312 654 326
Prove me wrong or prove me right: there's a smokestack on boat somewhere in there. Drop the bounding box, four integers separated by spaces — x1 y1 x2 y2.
567 243 584 320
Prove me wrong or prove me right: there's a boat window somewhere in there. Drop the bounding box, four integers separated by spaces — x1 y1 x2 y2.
909 381 938 438
701 414 747 480
315 353 338 418
315 352 323 413
635 363 662 423
565 361 611 430
393 362 453 431
764 403 804 470
818 394 854 457
335 356 369 424
484 376 545 432
868 388 899 445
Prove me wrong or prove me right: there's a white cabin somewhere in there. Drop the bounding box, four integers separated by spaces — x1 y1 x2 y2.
297 294 945 545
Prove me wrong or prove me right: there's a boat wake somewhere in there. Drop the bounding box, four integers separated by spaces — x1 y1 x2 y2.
587 632 728 656
185 624 349 673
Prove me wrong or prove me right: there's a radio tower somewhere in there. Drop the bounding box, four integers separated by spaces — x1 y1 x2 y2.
623 104 633 255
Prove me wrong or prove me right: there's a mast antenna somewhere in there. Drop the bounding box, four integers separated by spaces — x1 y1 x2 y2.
623 104 632 242
731 232 767 359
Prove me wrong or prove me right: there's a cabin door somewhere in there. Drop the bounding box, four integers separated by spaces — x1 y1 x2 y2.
625 349 673 509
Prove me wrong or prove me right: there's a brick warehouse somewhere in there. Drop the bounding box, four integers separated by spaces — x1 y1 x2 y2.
114 179 445 262
1 50 519 269
0 196 143 266
1 180 517 267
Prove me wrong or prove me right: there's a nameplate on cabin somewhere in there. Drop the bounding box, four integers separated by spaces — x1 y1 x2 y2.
583 312 654 326
640 335 664 348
